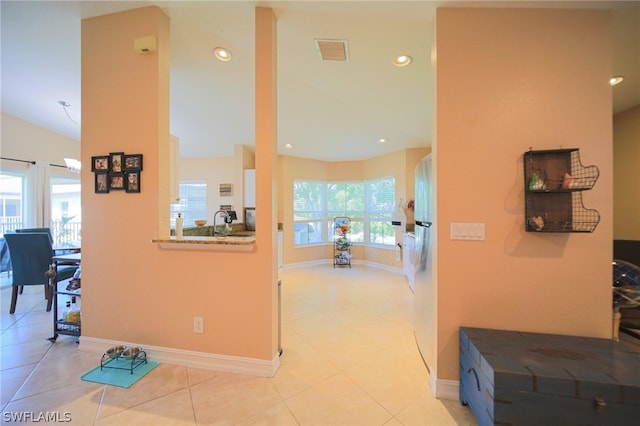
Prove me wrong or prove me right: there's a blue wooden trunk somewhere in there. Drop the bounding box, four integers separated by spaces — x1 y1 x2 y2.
459 327 640 426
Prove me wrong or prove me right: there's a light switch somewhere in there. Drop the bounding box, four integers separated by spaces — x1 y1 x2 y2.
450 222 485 241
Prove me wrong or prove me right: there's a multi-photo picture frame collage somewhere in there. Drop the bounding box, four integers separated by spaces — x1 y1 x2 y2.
91 152 143 194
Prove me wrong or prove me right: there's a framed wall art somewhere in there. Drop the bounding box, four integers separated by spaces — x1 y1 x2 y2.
110 152 125 173
109 173 125 190
125 171 140 193
123 154 143 171
92 151 144 194
220 183 233 196
91 155 110 172
95 173 109 193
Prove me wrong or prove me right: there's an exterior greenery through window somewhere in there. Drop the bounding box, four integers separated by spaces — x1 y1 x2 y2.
293 177 395 247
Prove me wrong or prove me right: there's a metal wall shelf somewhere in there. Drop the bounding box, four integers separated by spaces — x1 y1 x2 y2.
524 149 600 233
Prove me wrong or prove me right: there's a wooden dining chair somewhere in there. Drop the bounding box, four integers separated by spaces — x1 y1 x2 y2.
4 233 78 314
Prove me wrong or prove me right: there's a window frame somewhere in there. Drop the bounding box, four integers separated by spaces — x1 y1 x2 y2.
170 180 208 229
292 176 396 248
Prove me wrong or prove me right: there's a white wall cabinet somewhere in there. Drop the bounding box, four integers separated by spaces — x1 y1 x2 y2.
244 169 256 208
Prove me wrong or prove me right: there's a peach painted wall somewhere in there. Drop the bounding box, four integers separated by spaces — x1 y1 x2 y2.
254 7 279 356
434 8 613 382
613 105 640 239
81 6 276 361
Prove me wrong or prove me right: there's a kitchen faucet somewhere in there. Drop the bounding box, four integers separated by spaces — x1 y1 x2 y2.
213 210 229 236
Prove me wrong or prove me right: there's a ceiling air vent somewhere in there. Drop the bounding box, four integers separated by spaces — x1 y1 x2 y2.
315 39 350 62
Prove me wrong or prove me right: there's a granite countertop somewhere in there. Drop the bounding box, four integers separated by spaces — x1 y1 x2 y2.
152 234 255 252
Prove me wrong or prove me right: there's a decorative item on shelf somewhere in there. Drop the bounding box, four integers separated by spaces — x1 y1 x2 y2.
91 152 143 194
528 216 545 231
528 172 546 191
333 217 352 268
194 220 207 227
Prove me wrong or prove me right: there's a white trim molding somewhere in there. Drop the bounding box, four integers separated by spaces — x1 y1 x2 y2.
431 375 460 401
282 259 403 275
79 337 281 377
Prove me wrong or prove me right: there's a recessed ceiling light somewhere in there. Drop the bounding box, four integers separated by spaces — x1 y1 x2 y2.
213 47 231 62
609 76 624 86
393 55 412 67
378 138 387 144
284 143 294 149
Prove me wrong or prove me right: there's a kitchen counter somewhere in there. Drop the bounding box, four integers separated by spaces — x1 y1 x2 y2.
152 235 255 252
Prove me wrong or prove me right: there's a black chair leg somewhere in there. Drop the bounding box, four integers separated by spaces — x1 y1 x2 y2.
19 285 24 294
45 284 52 312
9 286 18 314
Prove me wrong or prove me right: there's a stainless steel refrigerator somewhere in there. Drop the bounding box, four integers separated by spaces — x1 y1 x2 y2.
413 154 435 372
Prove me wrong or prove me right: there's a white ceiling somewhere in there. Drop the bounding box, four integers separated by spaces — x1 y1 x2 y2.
1 1 639 162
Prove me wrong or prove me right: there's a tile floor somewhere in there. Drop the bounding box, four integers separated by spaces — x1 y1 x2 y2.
1 265 478 425
23 260 637 426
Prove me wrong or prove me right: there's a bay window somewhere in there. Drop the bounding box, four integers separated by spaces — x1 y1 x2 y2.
293 177 395 247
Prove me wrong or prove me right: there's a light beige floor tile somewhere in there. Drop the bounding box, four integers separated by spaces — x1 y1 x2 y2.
98 363 190 419
281 297 320 324
287 313 345 344
0 338 51 370
240 401 299 426
186 365 228 387
12 342 98 400
345 347 431 415
191 373 283 425
1 380 104 425
393 390 478 426
0 322 53 346
0 364 35 406
0 286 47 317
96 388 196 425
284 372 393 426
271 333 340 399
309 329 384 371
351 316 413 350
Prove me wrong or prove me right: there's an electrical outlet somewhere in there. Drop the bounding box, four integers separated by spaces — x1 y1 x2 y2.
193 316 204 334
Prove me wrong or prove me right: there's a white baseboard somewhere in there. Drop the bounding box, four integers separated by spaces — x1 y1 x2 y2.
281 259 329 270
431 375 460 401
282 259 403 275
79 337 280 377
